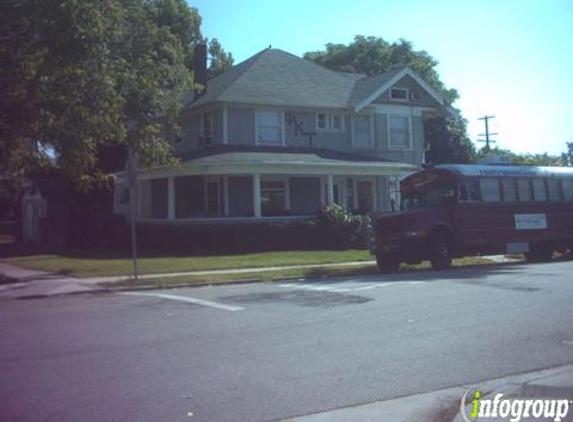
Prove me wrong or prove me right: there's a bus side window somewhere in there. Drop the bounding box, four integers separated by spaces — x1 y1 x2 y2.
468 183 480 201
547 179 563 202
517 179 532 202
479 178 501 202
562 179 573 201
459 183 480 202
532 179 547 202
501 179 517 202
459 185 468 201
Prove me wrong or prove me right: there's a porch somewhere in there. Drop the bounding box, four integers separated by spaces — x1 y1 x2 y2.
114 149 416 222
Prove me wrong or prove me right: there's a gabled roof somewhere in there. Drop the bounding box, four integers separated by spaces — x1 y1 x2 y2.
185 48 452 114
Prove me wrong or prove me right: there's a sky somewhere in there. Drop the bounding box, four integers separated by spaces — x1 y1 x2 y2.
190 0 573 156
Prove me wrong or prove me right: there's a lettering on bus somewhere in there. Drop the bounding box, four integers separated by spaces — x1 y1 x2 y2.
479 169 538 177
514 213 548 230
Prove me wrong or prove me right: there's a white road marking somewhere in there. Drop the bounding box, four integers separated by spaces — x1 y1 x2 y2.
408 281 427 285
351 285 377 291
279 281 411 293
120 292 244 311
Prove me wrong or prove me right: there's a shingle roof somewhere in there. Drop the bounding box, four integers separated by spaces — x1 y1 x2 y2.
185 49 437 110
177 144 397 163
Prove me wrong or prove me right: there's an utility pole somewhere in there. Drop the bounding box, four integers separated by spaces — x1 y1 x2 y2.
478 115 498 151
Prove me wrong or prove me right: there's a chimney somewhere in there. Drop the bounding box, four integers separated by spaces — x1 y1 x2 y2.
193 44 207 99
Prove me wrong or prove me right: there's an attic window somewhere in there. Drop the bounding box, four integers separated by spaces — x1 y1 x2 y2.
390 87 408 101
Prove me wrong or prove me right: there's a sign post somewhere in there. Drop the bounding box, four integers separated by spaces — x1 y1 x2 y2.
127 147 139 282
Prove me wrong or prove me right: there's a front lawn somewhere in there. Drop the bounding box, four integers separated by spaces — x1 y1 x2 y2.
4 249 373 278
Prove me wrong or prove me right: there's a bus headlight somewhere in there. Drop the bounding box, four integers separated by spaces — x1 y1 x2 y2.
405 228 427 238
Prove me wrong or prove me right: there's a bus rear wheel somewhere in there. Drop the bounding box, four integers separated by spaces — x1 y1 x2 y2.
376 252 400 273
429 233 452 270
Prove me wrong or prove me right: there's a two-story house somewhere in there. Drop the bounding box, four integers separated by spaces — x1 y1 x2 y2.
114 46 453 224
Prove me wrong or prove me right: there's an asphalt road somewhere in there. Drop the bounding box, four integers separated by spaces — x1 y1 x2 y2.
1 261 572 422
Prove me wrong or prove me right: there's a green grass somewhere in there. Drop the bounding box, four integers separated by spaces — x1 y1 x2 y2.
102 256 495 289
4 249 373 278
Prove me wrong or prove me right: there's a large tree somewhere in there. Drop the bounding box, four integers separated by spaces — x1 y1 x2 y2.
207 38 234 79
304 36 474 163
0 0 217 188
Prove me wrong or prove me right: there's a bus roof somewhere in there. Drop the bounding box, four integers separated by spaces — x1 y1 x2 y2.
435 164 573 178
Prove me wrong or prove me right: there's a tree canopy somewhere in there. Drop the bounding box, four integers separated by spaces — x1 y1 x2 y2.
475 146 569 167
0 0 232 189
304 35 474 163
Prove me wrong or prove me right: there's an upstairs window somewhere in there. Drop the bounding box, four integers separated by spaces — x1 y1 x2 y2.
316 113 329 131
201 112 212 137
389 115 411 149
316 112 345 131
390 87 408 101
200 112 213 147
354 114 373 149
256 110 283 145
332 113 344 131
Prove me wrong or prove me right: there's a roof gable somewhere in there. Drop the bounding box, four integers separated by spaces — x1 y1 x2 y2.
353 67 446 112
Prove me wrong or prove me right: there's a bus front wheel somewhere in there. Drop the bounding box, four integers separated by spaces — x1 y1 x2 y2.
429 233 452 270
376 252 400 273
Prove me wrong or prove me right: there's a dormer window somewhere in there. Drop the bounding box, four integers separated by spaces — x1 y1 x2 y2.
390 87 408 101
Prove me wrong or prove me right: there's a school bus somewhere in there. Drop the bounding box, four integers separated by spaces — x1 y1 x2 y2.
370 164 573 272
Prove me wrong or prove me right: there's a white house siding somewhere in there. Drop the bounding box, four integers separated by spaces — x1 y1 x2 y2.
227 108 255 145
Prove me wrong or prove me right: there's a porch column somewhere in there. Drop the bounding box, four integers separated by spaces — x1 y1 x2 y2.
167 176 175 220
253 174 261 217
326 174 334 205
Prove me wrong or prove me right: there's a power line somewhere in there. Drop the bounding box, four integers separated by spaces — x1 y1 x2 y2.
478 115 498 150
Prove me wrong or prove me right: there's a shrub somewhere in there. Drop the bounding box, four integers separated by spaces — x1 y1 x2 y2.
314 204 371 249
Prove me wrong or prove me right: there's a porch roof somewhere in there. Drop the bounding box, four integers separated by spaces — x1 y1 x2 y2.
127 146 417 180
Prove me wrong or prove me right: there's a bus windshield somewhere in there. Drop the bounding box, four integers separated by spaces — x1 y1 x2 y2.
401 183 457 210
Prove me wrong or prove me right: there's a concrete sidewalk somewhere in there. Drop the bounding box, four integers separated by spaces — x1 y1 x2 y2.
283 365 573 422
0 260 377 298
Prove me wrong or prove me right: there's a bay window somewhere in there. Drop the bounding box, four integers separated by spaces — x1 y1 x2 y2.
256 110 283 145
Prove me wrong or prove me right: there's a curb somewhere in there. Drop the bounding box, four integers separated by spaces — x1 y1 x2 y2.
0 256 538 299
